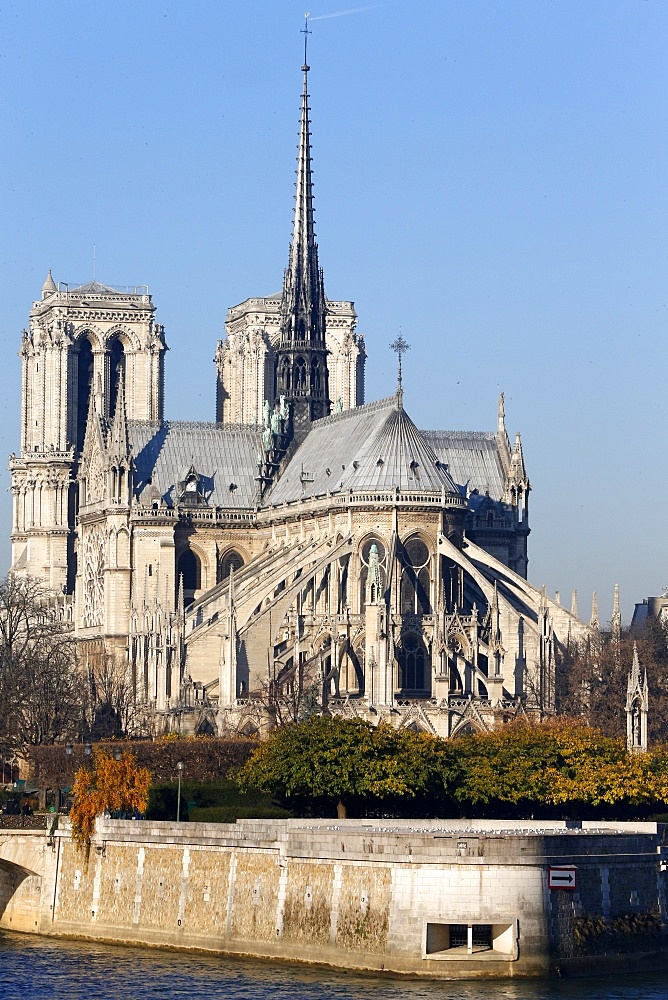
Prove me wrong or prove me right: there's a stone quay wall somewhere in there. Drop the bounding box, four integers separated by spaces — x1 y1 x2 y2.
1 818 668 979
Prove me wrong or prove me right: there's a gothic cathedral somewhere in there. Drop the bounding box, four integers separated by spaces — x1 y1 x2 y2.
9 57 589 737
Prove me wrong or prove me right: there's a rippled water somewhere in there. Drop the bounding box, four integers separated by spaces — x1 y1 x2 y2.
0 932 667 1000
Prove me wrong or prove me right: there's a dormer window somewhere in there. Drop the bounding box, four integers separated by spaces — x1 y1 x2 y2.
178 464 207 506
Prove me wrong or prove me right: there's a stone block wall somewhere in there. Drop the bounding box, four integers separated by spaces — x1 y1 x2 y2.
2 819 667 979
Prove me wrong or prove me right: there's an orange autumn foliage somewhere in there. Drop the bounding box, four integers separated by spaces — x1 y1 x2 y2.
70 748 151 857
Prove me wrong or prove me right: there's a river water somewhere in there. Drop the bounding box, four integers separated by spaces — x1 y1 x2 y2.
0 932 667 1000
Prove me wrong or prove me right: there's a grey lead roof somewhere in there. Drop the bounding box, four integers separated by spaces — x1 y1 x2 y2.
421 430 506 500
266 396 460 506
129 421 261 509
126 413 507 512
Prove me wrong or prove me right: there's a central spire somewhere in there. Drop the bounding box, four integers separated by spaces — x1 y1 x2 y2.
275 19 330 429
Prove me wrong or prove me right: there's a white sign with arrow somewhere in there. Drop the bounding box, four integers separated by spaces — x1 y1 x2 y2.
548 866 577 890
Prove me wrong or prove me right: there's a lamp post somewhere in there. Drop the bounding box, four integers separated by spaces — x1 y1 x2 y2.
176 761 183 822
62 743 73 812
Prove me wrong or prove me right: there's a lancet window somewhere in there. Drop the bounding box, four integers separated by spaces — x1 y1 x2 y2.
400 536 431 615
396 631 428 693
75 335 94 452
108 337 125 422
218 549 244 584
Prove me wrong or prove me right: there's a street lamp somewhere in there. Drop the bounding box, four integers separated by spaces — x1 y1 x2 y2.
176 761 184 822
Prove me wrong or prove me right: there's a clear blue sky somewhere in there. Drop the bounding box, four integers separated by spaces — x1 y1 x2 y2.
1 0 666 626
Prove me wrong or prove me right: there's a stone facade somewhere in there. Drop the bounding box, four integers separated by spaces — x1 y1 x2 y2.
216 296 365 426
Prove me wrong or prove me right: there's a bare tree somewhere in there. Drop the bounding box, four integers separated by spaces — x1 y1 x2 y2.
556 618 668 742
81 648 155 740
0 574 81 754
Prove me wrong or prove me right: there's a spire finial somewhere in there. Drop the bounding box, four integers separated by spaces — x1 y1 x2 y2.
390 334 410 407
302 12 311 70
498 391 505 434
590 591 600 631
612 582 621 645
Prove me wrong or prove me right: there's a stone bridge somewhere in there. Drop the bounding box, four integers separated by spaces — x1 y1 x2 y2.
0 826 55 933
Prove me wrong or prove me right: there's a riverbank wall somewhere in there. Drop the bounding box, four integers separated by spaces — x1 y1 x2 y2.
2 818 667 978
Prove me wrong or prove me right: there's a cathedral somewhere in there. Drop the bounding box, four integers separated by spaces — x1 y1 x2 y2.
8 55 590 738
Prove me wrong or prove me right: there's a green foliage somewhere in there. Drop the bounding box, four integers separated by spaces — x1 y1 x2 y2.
145 778 291 823
235 716 459 815
234 715 668 820
188 804 291 823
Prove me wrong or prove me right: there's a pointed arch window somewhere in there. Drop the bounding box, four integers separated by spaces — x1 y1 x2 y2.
177 548 201 607
279 357 291 393
294 356 307 391
397 632 428 693
109 338 126 422
311 357 321 392
76 336 94 452
218 549 244 584
400 536 431 615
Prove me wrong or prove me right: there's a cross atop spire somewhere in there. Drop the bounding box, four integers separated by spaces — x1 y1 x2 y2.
390 334 410 408
302 12 311 68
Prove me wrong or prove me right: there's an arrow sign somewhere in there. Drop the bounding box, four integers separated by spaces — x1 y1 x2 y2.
548 866 577 890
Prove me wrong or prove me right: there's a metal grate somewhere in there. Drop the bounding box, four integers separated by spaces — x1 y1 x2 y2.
449 924 468 948
471 924 492 950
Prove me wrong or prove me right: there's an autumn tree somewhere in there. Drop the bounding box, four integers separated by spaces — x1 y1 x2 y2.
452 718 668 818
70 748 151 858
0 574 81 755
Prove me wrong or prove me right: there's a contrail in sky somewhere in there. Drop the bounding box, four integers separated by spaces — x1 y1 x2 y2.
309 7 376 21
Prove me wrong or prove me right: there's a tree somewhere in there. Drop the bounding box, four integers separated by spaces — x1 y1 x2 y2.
556 618 668 742
70 748 151 858
81 648 155 740
0 574 81 755
452 718 668 817
235 715 458 817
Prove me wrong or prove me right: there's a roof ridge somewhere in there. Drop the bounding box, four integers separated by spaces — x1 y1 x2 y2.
421 429 496 440
128 419 261 434
312 394 397 427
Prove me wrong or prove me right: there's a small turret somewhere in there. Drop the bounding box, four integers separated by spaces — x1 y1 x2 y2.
41 269 56 299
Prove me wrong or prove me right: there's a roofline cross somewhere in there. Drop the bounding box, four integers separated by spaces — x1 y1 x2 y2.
302 13 311 69
390 334 410 402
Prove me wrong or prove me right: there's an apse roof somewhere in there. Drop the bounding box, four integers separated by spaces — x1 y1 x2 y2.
265 396 460 506
421 430 506 500
129 421 260 509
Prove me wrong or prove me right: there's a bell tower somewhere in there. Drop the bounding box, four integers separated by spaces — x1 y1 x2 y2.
10 274 166 593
